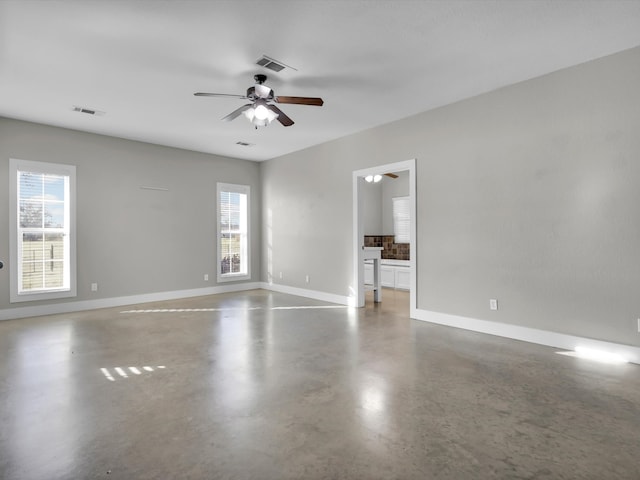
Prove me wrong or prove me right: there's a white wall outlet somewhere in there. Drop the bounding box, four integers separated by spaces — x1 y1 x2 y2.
305 275 310 283
637 318 640 333
489 299 498 311
204 274 209 281
91 283 98 292
279 271 283 279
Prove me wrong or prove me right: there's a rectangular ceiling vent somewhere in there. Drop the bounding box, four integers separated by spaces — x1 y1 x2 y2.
236 141 253 147
72 105 105 116
255 55 297 73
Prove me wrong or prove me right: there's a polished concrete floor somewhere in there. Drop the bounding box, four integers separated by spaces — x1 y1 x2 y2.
1 289 639 479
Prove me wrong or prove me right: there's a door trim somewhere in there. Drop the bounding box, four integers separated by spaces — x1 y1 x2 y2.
352 158 416 313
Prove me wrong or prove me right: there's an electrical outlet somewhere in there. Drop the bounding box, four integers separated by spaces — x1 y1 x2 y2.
204 274 209 281
489 299 498 311
637 318 640 333
91 283 98 292
279 271 283 279
305 275 310 283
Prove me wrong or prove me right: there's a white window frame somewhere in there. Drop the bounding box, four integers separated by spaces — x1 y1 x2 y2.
9 158 77 303
217 182 250 283
392 195 411 244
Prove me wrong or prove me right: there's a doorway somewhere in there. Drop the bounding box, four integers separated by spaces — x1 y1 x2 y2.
352 159 416 314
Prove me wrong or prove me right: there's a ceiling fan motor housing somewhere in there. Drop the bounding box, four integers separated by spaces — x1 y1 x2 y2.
246 84 274 101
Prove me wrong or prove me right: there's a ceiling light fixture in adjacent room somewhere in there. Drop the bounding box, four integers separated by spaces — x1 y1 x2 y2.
365 174 383 183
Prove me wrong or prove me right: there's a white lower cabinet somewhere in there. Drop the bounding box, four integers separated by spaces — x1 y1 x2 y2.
381 266 395 288
395 268 411 290
366 261 410 290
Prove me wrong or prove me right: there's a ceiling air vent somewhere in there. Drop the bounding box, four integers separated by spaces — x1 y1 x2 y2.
255 55 296 73
72 105 105 116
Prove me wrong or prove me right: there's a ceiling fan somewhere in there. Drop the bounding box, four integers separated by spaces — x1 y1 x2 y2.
194 74 324 128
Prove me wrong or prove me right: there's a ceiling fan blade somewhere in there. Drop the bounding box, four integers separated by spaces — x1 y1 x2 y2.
266 104 294 127
194 92 248 99
222 104 252 122
384 173 399 179
275 96 324 106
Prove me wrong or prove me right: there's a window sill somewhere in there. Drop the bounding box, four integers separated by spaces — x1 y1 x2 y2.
10 288 76 304
217 273 251 283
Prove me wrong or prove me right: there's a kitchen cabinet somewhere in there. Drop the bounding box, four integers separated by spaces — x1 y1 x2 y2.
365 260 409 290
396 268 411 290
381 266 395 288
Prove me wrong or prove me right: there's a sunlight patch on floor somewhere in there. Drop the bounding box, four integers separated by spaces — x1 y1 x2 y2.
101 366 166 381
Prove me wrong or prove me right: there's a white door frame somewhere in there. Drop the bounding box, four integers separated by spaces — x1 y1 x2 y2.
352 158 416 314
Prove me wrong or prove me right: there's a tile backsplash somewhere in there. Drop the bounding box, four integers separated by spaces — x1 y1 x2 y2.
364 235 410 260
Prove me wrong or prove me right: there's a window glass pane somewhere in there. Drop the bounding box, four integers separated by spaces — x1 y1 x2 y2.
22 233 44 261
44 175 65 201
22 261 43 290
220 233 242 274
44 261 64 288
20 171 43 199
44 201 65 228
220 191 241 231
20 200 43 228
45 233 65 260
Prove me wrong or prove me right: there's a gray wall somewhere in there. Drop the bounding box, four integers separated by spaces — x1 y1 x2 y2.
381 170 409 235
0 118 261 311
362 181 382 235
261 46 640 347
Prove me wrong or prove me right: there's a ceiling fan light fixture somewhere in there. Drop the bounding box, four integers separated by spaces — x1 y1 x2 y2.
254 104 271 120
244 103 278 127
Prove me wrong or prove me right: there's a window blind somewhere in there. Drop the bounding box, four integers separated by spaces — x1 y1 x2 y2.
392 196 410 243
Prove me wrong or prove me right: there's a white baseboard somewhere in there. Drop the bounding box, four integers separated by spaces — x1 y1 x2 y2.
3 283 637 365
412 308 640 365
259 281 356 307
0 282 262 321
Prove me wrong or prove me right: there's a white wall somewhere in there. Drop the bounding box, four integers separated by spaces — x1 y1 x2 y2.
0 119 261 314
261 46 640 347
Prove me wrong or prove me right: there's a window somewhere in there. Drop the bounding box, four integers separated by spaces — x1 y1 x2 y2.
217 183 250 282
392 196 410 243
10 159 76 302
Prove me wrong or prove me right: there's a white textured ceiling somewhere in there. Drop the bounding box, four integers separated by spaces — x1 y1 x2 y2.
2 0 640 162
